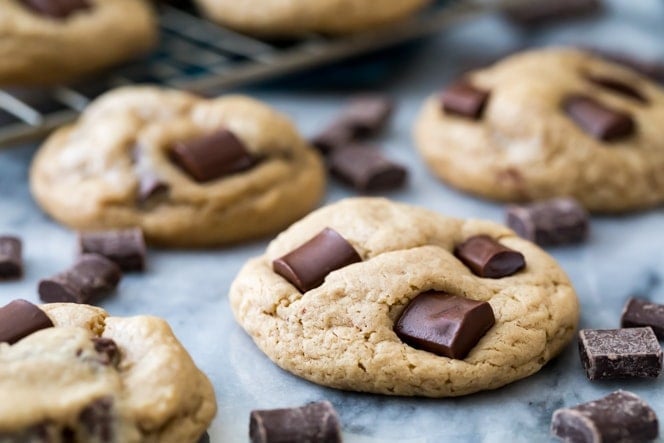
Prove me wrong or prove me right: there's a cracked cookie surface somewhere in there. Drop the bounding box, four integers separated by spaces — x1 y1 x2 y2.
30 86 326 247
0 303 216 442
414 48 664 213
229 198 579 397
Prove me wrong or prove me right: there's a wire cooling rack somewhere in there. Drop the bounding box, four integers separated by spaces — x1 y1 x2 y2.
0 0 508 147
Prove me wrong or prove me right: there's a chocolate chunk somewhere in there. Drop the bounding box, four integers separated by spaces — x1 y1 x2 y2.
79 397 114 442
170 129 255 183
563 94 635 141
198 432 211 443
137 172 169 202
38 254 122 304
586 74 648 103
454 235 525 278
0 236 23 280
578 327 662 380
621 298 664 338
20 0 91 19
273 228 361 293
394 291 495 359
78 228 146 272
441 81 490 120
551 390 658 443
250 401 342 443
0 299 54 344
310 121 356 154
329 146 407 192
506 198 589 246
505 0 602 26
91 337 121 366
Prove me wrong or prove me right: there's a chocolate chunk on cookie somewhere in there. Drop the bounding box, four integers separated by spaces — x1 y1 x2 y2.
0 299 53 344
455 235 525 278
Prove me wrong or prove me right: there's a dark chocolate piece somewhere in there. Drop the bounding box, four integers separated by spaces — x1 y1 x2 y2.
578 327 662 380
0 236 23 280
198 432 211 443
38 254 122 304
454 235 525 278
329 146 407 192
0 299 54 344
250 401 342 443
394 291 495 359
441 81 490 120
551 390 659 443
91 337 121 367
506 198 589 246
563 94 635 141
78 228 146 272
20 0 91 19
138 172 169 202
505 0 602 27
621 298 664 338
273 228 361 293
79 397 114 442
170 129 254 183
586 74 648 103
310 121 356 154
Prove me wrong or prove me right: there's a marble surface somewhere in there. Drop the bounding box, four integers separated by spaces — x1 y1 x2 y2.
1 0 664 441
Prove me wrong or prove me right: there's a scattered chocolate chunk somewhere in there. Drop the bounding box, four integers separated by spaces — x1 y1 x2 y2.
310 121 356 154
578 327 662 380
395 291 495 359
91 337 121 366
454 235 525 278
79 397 114 442
441 81 490 120
20 0 91 19
329 146 407 192
505 0 602 27
506 198 589 246
250 401 342 443
551 390 658 443
586 74 648 103
0 236 22 280
563 94 635 141
78 228 146 272
0 299 54 344
137 172 169 202
273 228 361 293
170 129 255 183
621 298 664 338
38 254 122 304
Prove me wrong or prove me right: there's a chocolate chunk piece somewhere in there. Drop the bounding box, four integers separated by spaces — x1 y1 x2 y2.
505 0 602 27
621 298 664 338
311 121 356 154
563 94 635 141
137 172 169 202
578 327 662 380
329 146 407 192
455 235 525 278
586 74 648 103
20 0 91 19
395 291 495 359
79 397 114 442
0 236 23 280
250 401 342 443
0 299 54 344
38 254 122 304
441 81 490 120
79 228 146 272
273 228 361 293
551 390 658 443
170 129 255 183
91 337 121 366
506 198 589 246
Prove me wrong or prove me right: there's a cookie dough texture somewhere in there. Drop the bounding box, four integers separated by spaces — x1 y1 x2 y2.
30 87 326 247
0 0 157 85
0 303 216 442
414 48 664 213
194 0 431 36
230 198 579 397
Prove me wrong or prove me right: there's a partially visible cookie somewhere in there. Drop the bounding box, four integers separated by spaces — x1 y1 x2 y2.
0 301 216 442
229 197 579 397
414 48 664 213
30 86 326 247
0 0 157 85
194 0 431 37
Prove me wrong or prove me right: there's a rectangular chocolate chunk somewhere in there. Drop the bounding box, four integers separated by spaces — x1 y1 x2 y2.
505 0 602 27
441 81 490 120
578 327 662 380
329 146 407 192
250 401 341 443
0 236 22 280
0 299 53 344
395 291 495 359
454 235 525 278
78 228 146 272
621 298 664 338
586 74 648 103
38 254 122 304
551 390 658 443
506 198 589 246
563 94 635 141
20 0 91 19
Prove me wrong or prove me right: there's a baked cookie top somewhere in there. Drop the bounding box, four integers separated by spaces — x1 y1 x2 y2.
0 0 157 85
0 302 216 442
30 86 326 247
229 197 579 397
194 0 431 36
414 48 664 213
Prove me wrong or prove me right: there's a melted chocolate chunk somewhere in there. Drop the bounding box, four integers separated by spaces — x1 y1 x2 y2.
454 235 525 278
0 236 23 280
0 299 54 344
91 338 121 367
586 74 648 103
621 298 664 339
79 397 114 442
20 0 91 19
563 94 635 140
506 198 589 246
441 81 490 120
329 146 407 192
78 228 146 272
250 401 342 443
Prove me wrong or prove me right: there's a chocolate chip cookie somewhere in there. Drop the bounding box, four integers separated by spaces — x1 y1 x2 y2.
414 48 664 212
229 198 579 397
30 86 326 247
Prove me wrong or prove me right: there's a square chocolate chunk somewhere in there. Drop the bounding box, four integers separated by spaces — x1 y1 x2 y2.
621 298 664 338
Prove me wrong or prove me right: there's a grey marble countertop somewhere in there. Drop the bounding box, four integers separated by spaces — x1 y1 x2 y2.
1 0 664 441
